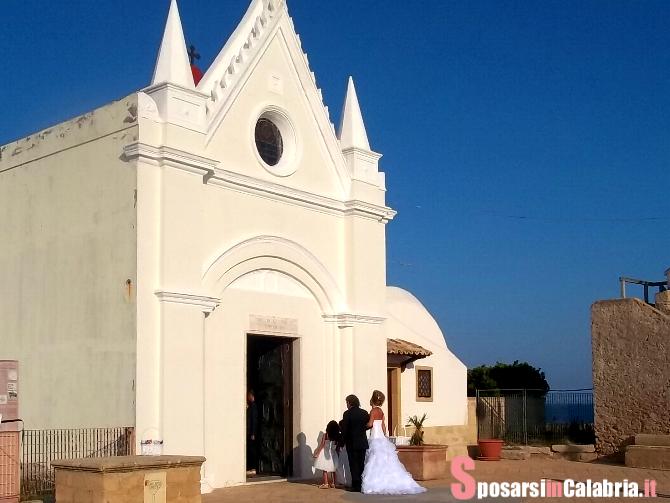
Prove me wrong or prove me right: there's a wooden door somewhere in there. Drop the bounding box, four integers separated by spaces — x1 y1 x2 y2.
255 338 293 476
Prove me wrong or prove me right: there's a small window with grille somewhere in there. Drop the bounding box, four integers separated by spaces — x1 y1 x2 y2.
416 366 433 402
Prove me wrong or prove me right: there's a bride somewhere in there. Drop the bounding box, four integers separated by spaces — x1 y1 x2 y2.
361 390 427 495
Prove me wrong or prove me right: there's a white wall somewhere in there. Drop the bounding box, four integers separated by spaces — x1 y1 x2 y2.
202 284 330 487
386 287 468 429
0 97 139 429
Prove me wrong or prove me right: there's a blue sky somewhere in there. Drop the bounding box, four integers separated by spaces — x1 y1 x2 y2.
2 1 668 389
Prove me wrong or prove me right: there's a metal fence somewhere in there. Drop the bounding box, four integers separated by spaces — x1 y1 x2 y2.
21 427 134 499
619 276 667 304
476 389 594 446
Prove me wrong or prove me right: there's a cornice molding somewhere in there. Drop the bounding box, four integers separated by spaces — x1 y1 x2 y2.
123 142 219 176
207 167 395 222
341 146 382 163
143 82 210 100
155 291 221 312
323 313 386 328
344 200 396 221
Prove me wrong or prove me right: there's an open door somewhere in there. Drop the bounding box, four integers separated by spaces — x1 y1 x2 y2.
247 335 293 478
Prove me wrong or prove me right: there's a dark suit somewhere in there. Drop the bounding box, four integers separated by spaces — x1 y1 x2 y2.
340 406 370 491
246 402 259 470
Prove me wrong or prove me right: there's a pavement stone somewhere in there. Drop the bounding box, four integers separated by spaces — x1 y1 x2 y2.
202 458 670 503
500 449 530 461
551 444 595 453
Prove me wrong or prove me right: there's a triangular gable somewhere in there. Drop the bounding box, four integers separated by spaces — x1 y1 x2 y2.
198 0 351 194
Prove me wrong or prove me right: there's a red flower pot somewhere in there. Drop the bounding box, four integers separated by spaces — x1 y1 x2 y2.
477 439 504 461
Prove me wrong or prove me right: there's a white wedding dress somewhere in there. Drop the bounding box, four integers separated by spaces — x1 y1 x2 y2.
361 419 427 495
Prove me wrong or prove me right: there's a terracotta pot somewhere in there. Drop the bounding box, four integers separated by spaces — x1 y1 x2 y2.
477 439 504 461
396 444 448 480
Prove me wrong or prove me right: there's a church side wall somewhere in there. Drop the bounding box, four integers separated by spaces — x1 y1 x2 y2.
0 97 139 429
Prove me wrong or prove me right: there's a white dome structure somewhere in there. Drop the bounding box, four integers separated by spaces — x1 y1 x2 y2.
385 287 467 430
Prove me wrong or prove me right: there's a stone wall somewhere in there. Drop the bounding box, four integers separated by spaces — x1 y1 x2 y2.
591 298 670 458
53 455 203 503
422 397 477 459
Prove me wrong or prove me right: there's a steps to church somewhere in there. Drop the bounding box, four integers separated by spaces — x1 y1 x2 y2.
625 434 670 470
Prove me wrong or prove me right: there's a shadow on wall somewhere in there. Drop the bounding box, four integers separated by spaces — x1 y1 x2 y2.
336 446 351 487
292 432 314 480
290 431 351 487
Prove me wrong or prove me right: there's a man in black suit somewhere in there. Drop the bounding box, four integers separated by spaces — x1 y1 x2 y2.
339 394 370 492
246 390 259 476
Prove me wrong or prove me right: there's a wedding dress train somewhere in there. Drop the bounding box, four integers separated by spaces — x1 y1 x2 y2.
361 419 427 495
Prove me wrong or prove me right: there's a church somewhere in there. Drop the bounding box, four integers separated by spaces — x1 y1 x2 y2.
0 0 467 491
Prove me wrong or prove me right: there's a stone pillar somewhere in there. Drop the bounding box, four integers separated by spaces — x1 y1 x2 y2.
655 290 670 314
161 301 206 457
340 326 354 397
154 292 218 462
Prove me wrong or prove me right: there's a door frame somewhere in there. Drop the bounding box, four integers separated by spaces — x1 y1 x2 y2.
246 333 295 477
387 365 402 436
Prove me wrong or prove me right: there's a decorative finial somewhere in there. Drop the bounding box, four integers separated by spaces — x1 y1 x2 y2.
188 44 200 65
188 44 204 86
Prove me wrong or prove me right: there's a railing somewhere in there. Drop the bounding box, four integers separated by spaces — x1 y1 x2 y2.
619 276 667 304
21 427 134 499
476 389 594 446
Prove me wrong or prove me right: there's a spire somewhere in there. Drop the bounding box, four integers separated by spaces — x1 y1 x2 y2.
338 77 371 151
151 0 194 89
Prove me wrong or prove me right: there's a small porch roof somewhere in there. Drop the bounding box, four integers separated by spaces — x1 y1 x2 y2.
387 338 432 368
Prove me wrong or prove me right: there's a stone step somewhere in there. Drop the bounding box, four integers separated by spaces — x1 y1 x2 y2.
635 434 670 447
527 446 552 457
625 445 670 470
554 452 598 462
500 448 530 460
552 444 595 453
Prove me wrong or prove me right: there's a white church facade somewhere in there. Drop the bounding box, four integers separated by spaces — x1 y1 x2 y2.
0 0 467 490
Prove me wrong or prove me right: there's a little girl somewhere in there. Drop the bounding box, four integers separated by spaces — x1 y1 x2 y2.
313 420 341 489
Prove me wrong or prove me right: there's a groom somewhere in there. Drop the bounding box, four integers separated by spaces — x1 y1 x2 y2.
339 394 370 492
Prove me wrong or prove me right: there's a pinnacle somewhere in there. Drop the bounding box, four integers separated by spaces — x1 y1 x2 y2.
151 0 195 89
338 77 371 151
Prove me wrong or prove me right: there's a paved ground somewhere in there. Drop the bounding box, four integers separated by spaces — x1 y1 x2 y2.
203 459 670 502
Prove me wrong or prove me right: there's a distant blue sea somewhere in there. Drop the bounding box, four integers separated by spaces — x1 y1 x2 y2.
544 399 594 423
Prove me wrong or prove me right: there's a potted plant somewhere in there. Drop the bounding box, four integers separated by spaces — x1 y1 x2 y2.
395 414 448 480
476 397 504 460
407 413 427 445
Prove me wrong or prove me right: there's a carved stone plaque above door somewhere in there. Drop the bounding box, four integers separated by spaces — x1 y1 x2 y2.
249 315 298 335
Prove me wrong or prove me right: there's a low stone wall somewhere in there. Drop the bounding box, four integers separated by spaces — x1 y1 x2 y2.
421 397 477 459
592 298 670 458
52 455 205 503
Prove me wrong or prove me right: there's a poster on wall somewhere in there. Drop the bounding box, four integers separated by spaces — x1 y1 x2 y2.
7 382 17 400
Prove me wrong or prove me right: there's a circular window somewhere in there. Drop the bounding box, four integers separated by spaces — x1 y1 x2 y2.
252 107 299 177
255 118 284 166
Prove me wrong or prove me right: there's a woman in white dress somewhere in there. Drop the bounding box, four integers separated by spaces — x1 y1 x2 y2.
361 390 427 495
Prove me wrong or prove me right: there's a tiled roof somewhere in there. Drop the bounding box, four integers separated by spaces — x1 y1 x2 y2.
387 338 432 357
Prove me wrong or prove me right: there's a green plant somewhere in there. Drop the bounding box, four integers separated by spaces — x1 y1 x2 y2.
406 413 427 446
467 361 550 396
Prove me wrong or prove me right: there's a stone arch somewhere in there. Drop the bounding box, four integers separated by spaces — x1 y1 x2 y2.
202 235 344 313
